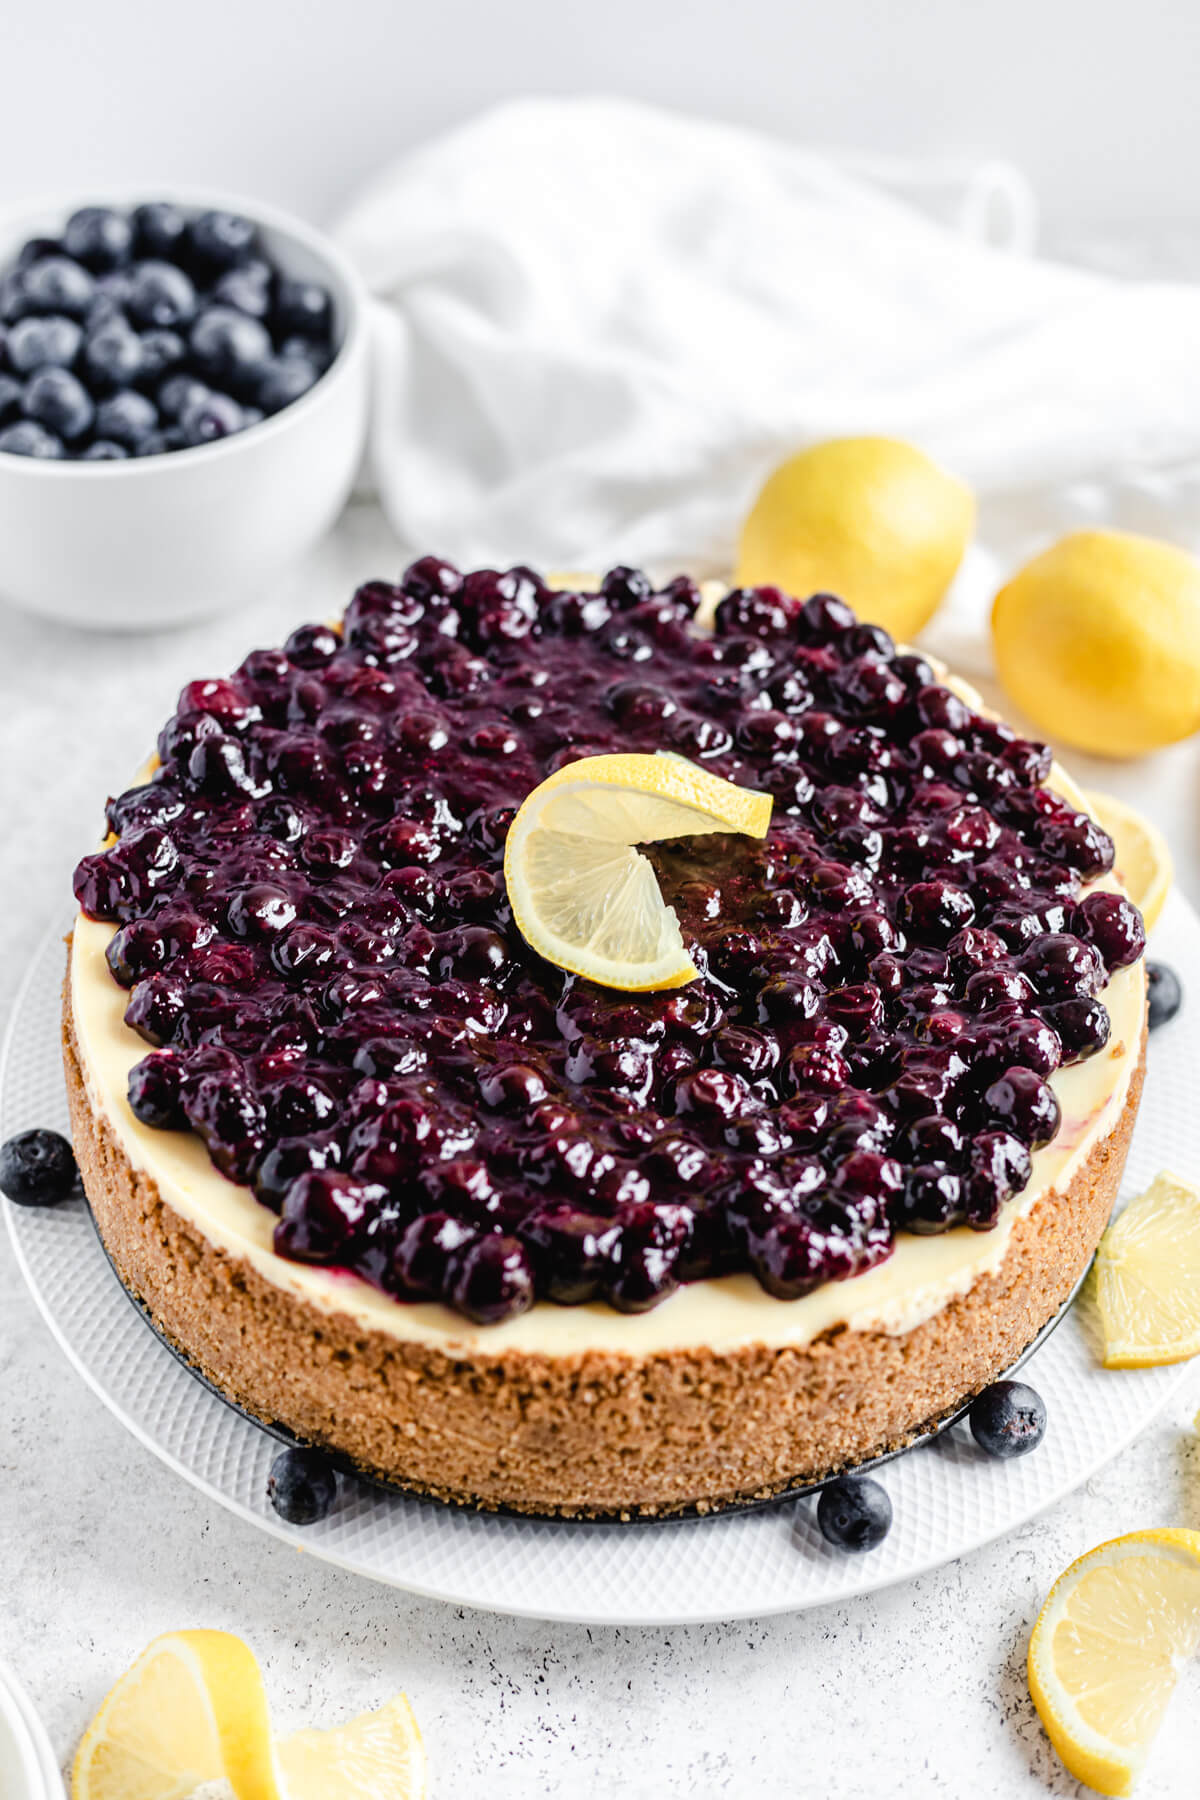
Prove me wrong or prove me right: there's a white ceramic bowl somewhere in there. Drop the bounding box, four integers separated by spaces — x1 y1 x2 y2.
0 189 370 629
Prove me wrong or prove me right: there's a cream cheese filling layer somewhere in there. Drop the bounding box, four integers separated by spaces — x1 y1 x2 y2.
70 801 1144 1359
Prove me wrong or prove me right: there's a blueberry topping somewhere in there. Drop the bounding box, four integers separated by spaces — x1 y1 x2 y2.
266 1445 337 1523
816 1475 893 1551
0 1129 78 1205
1146 961 1182 1031
968 1379 1047 1457
76 566 1143 1321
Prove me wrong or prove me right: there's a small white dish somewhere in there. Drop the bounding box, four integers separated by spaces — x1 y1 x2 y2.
0 1658 65 1800
0 188 370 630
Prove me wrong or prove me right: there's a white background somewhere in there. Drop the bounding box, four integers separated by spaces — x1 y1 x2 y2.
1 0 1199 233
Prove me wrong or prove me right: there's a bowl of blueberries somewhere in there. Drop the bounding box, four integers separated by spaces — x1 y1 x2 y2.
0 192 369 627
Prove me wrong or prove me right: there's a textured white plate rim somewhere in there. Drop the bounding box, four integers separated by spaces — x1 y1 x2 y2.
3 911 1198 1627
0 1655 64 1799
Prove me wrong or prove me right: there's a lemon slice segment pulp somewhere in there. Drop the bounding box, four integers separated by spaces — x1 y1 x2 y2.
1095 1170 1200 1368
504 752 772 992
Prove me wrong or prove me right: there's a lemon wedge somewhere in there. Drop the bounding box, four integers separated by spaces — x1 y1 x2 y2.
72 1629 426 1800
1095 1171 1200 1368
278 1694 425 1800
1028 1529 1200 1796
1085 791 1173 931
503 752 772 991
72 1629 282 1800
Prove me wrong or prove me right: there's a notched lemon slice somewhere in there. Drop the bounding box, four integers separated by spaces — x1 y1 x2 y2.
1028 1529 1200 1796
1095 1170 1200 1368
503 752 772 992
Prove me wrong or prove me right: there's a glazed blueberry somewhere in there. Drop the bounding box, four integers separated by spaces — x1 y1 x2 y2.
23 367 94 441
266 1445 337 1524
816 1475 892 1551
73 564 1143 1320
968 1380 1046 1458
1146 961 1183 1031
62 206 133 270
0 1129 78 1205
7 313 82 372
0 420 63 457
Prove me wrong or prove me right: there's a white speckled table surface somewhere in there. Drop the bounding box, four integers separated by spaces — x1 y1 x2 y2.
3 496 1200 1798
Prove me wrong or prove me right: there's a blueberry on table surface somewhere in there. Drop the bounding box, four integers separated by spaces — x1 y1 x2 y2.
266 1446 338 1524
0 1129 78 1205
1146 961 1183 1031
816 1475 893 1551
968 1379 1047 1458
62 205 134 271
94 388 159 449
23 366 94 440
0 420 64 457
20 255 95 318
7 313 83 373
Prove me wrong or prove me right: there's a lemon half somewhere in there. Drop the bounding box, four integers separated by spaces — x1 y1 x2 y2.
1028 1529 1200 1796
503 752 772 991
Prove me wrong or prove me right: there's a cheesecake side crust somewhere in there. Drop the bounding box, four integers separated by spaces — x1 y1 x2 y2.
62 969 1146 1518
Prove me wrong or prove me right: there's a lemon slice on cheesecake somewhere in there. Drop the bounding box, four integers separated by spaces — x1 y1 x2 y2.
504 752 772 991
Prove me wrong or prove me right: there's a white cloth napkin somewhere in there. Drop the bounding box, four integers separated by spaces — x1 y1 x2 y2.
335 97 1200 673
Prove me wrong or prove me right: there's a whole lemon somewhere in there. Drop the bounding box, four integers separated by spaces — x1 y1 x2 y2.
992 529 1200 757
734 436 974 641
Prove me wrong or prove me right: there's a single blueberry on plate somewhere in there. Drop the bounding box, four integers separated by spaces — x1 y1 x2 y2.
0 1129 78 1205
1146 961 1183 1031
62 205 133 271
7 313 83 373
0 420 64 457
23 366 94 440
816 1475 893 1551
968 1379 1047 1458
94 389 158 448
266 1445 338 1523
